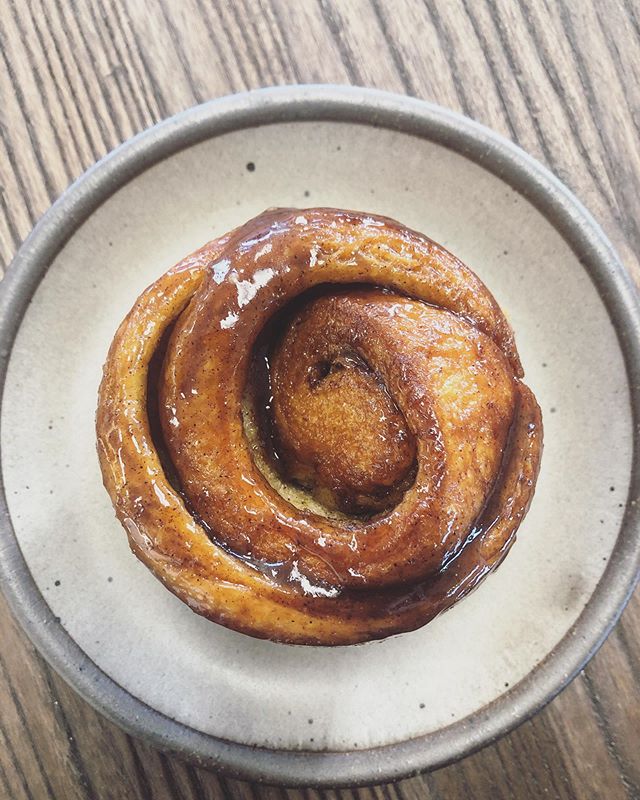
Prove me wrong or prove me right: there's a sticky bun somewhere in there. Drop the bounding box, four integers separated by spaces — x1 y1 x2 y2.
96 208 542 645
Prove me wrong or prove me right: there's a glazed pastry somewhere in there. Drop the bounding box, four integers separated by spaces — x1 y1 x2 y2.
96 208 542 645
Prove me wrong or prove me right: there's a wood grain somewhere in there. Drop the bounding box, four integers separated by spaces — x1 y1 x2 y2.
1 1 639 798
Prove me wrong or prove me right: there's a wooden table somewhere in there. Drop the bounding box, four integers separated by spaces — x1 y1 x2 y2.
1 1 639 798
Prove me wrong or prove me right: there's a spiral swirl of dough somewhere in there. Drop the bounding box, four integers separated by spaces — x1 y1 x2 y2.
97 208 542 645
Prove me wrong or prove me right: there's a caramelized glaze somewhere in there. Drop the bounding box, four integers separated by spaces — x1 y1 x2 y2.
96 208 542 645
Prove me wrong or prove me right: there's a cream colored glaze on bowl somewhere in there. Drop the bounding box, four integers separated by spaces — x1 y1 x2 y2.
2 120 631 751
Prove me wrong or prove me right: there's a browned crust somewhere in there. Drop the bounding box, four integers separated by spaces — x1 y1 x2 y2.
96 208 542 645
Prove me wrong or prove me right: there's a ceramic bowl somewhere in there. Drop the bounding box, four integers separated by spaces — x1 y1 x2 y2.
0 86 638 787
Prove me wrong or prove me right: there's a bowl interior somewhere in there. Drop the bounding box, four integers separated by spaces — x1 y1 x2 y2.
1 118 632 753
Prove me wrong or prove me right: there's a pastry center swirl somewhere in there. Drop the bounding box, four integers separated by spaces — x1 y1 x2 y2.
252 293 419 518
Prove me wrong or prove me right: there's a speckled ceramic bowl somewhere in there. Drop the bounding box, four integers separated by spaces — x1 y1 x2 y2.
0 86 638 787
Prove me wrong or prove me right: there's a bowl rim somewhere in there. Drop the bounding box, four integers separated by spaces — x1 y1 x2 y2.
0 84 639 788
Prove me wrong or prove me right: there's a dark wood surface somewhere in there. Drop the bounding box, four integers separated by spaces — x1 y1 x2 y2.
1 1 639 798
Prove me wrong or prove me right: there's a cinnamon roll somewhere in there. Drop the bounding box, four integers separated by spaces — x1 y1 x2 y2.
96 208 542 645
